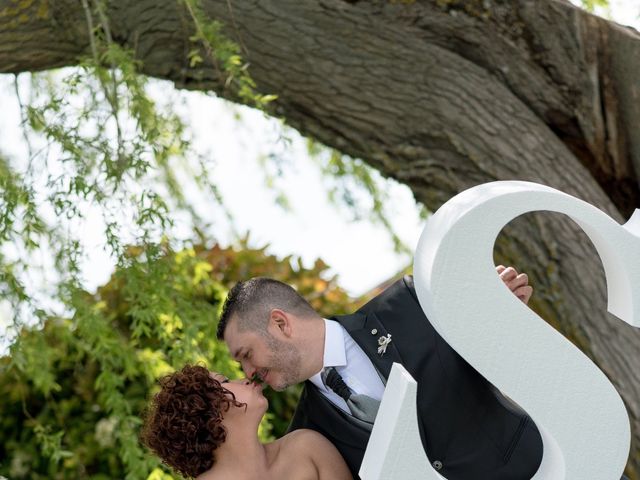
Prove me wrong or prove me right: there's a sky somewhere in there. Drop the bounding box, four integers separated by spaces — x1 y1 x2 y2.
0 1 639 335
575 0 640 22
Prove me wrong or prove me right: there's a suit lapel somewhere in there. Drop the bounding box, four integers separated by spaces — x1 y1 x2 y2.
331 312 403 381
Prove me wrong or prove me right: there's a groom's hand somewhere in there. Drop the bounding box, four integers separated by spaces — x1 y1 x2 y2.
496 265 533 304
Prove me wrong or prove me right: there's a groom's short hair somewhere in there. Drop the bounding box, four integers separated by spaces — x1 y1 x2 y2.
216 277 317 339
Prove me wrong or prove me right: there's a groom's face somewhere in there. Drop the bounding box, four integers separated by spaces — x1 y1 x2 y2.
224 318 302 391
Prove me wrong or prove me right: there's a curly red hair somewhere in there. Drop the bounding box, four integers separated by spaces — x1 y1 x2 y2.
140 364 246 478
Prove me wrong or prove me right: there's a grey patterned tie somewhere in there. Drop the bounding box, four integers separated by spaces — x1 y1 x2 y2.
321 367 380 424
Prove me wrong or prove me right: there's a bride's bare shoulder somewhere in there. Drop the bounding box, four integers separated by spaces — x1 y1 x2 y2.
276 428 331 454
280 428 323 444
277 429 353 480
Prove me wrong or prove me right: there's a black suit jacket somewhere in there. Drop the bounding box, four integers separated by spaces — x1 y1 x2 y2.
288 275 543 479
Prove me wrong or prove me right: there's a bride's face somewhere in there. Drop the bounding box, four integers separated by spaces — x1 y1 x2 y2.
211 373 268 417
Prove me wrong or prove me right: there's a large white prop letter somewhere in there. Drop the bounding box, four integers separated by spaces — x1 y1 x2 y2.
409 181 640 479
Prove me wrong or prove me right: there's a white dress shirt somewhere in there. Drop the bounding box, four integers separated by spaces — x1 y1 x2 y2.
309 319 385 414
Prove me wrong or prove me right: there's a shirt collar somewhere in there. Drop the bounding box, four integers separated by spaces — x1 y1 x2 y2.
309 319 347 384
322 318 347 368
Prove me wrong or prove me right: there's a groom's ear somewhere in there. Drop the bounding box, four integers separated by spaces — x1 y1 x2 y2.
269 309 293 338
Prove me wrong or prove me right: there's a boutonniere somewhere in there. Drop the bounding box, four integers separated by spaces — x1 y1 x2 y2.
377 334 392 355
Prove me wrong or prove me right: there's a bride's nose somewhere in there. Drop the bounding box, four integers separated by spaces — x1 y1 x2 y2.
228 378 250 385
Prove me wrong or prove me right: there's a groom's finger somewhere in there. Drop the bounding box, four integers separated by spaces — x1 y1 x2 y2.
514 285 533 304
497 267 533 303
506 273 529 291
498 266 518 282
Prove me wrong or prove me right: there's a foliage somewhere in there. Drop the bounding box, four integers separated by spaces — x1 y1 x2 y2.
179 0 276 108
580 0 610 13
306 139 429 255
0 0 273 342
0 242 357 479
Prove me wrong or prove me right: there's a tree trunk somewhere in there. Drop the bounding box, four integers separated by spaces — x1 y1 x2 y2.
2 0 639 474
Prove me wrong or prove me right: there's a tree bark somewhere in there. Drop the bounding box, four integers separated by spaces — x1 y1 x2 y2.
2 0 640 474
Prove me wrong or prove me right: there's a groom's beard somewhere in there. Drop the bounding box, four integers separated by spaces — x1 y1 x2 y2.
264 334 302 391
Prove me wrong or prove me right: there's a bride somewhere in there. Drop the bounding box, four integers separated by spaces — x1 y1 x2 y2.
141 364 352 480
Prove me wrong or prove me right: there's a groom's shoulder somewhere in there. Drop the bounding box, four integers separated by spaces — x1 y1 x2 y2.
355 274 418 315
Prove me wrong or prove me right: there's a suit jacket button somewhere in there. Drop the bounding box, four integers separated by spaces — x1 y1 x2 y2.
432 460 443 471
371 329 378 335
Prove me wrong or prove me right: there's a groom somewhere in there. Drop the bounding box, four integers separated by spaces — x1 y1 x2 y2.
217 267 543 479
